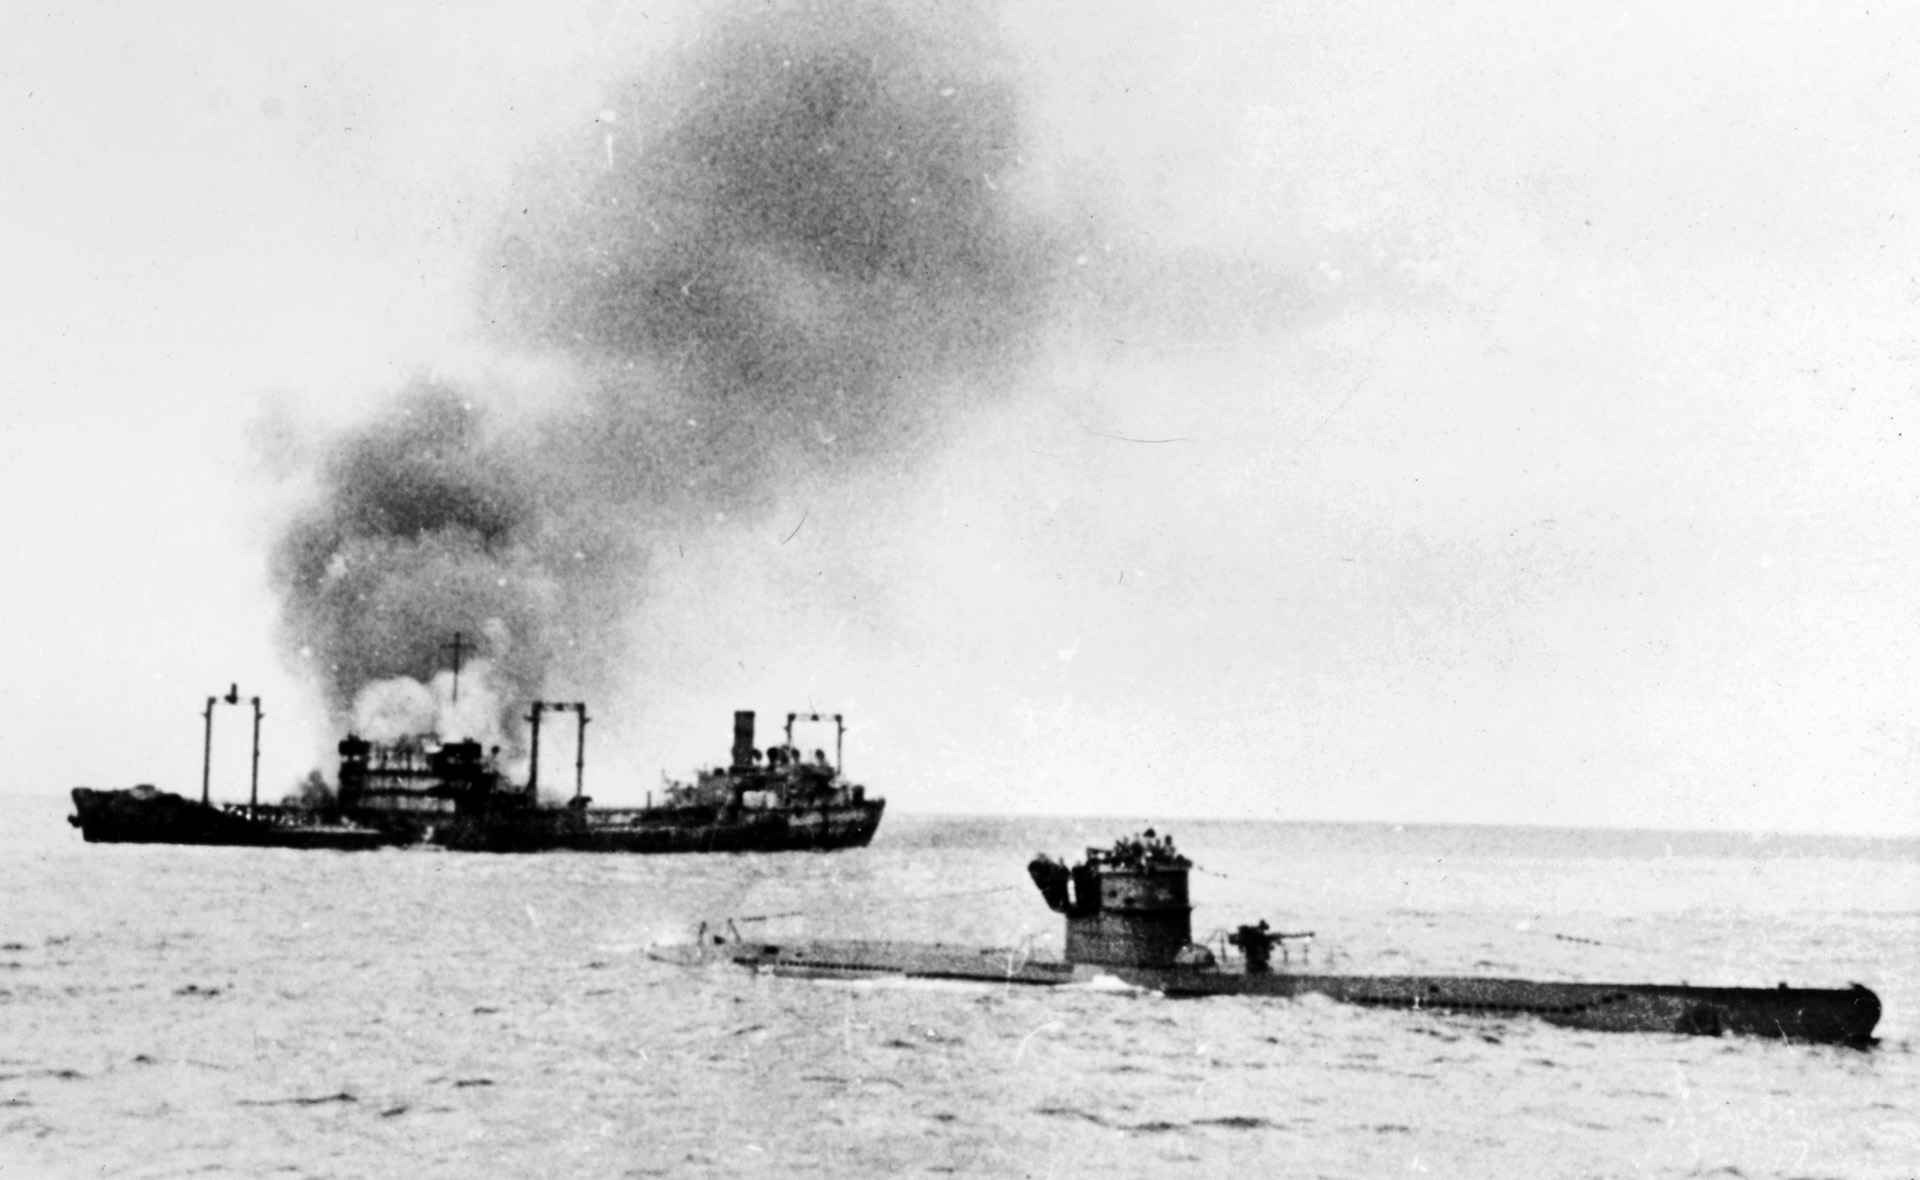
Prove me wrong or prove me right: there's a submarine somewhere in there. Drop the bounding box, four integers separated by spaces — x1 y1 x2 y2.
653 831 1883 1046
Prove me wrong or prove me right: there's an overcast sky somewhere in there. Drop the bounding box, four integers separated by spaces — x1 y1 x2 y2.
2 1 1914 835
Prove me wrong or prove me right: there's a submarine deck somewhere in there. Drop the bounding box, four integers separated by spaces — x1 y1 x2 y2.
654 938 1881 1045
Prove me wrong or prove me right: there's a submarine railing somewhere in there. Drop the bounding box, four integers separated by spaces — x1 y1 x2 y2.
693 884 1024 934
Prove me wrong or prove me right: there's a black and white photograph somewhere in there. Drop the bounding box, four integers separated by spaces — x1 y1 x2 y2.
2 1 1914 1176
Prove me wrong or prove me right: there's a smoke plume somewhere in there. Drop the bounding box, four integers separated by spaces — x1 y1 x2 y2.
271 0 1062 748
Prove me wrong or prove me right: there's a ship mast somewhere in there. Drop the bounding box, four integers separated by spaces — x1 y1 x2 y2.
444 632 468 704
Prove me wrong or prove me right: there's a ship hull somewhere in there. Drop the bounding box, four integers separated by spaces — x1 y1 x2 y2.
429 800 887 854
661 938 1880 1046
69 788 397 851
69 787 883 855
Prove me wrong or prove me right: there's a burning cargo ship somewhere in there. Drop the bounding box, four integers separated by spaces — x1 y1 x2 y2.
69 704 884 855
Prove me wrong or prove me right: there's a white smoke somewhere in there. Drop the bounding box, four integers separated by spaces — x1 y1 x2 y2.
427 658 509 750
349 676 436 741
350 657 510 750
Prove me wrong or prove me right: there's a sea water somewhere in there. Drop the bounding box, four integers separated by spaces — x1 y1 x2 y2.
1 795 1914 1179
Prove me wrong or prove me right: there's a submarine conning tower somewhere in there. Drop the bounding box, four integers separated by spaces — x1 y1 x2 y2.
1028 831 1193 968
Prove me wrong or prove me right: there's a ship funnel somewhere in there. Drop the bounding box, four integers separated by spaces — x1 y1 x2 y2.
732 711 756 769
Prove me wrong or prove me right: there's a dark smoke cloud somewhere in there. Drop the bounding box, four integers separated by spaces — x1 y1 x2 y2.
494 0 1057 497
273 385 577 730
272 0 1063 745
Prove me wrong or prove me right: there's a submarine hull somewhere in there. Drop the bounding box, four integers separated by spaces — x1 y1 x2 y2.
660 938 1881 1046
1143 968 1881 1045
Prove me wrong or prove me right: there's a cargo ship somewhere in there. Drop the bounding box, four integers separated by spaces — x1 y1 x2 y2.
70 703 884 855
655 831 1882 1045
